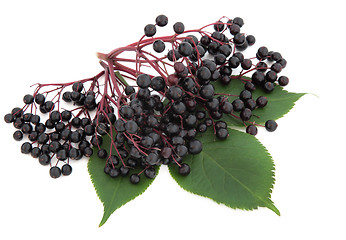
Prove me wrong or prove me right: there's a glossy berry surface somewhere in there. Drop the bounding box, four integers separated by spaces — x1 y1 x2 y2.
265 120 278 132
50 166 61 179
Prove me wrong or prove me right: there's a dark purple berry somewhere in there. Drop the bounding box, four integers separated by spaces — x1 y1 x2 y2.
178 163 190 176
265 120 278 132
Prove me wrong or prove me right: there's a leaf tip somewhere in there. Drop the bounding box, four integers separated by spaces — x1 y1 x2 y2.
267 202 280 216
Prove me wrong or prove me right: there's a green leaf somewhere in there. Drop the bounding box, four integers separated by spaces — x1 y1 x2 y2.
88 134 159 227
169 129 280 215
213 76 305 126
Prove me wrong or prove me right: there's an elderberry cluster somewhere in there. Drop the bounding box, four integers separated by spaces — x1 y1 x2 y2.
3 81 107 178
4 14 289 184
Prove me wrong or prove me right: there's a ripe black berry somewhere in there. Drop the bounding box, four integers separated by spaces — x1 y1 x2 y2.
232 99 244 112
130 174 140 184
31 147 41 158
23 94 34 104
172 101 186 115
39 154 51 166
263 82 275 93
271 63 283 73
61 110 72 122
13 130 23 141
228 56 240 68
245 99 256 110
188 139 202 154
125 120 138 134
30 115 40 125
21 142 32 154
239 90 252 101
56 149 68 161
214 54 226 65
246 35 256 45
178 163 190 176
97 149 108 159
114 119 126 132
153 39 165 53
241 59 252 70
221 101 233 114
178 42 193 57
166 86 183 100
144 24 156 37
23 113 33 123
256 46 269 60
173 22 185 34
229 24 240 35
199 84 214 100
156 14 168 27
265 71 277 82
146 152 160 165
37 133 49 144
216 128 228 140
35 94 45 105
144 167 156 179
50 166 61 179
265 120 278 132
96 123 109 136
278 76 289 86
4 113 14 123
49 141 62 153
72 82 83 92
196 66 211 82
256 96 268 108
251 71 265 85
125 86 135 96
119 166 130 176
240 108 252 121
246 125 258 135
109 168 120 178
62 164 72 176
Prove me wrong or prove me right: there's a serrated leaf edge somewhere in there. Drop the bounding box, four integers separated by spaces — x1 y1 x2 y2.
168 129 280 216
87 158 161 227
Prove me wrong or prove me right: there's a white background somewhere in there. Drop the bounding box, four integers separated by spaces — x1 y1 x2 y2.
0 0 345 239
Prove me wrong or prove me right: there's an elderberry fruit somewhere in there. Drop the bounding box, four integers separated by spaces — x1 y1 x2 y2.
240 108 252 121
153 39 165 53
39 154 51 166
136 74 151 88
62 164 72 176
246 125 258 135
173 22 185 34
50 166 61 179
178 163 190 176
216 128 229 140
156 14 168 27
178 42 193 57
278 76 289 86
144 167 156 179
144 24 156 37
31 147 41 158
35 94 45 105
188 139 202 154
130 174 140 184
21 142 32 154
109 168 120 178
13 130 23 141
265 120 278 132
256 96 268 108
23 94 34 104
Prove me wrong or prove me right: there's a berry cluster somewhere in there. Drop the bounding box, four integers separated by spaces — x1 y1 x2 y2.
4 15 288 183
4 80 109 178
